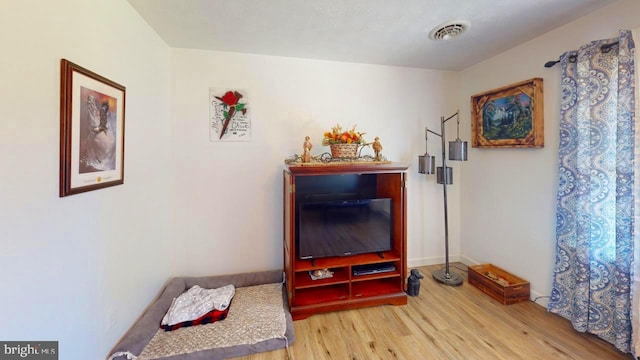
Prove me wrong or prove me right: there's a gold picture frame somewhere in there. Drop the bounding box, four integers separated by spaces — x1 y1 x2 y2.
471 78 543 148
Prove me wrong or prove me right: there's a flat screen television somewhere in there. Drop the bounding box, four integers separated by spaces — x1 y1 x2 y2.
297 198 392 260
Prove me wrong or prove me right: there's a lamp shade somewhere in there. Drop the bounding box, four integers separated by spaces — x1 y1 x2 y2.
418 155 436 174
449 139 468 161
436 166 453 184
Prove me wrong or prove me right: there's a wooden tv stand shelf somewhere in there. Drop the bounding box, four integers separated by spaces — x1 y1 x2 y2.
283 163 408 320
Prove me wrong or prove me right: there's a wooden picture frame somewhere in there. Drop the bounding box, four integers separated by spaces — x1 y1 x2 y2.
471 78 543 148
59 59 126 197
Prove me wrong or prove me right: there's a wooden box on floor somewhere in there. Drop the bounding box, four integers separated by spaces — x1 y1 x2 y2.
468 264 530 305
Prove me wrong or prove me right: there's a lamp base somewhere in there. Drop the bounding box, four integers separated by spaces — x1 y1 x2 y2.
432 268 463 286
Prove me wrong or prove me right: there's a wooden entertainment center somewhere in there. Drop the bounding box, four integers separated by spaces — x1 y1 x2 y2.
283 163 408 320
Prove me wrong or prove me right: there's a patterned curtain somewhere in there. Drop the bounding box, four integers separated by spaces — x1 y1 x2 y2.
632 27 640 358
549 30 635 353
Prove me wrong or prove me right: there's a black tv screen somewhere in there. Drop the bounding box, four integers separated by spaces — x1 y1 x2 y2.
297 198 392 259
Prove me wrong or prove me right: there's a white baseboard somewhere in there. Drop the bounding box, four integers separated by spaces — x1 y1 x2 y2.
408 254 461 268
529 289 549 308
459 255 477 266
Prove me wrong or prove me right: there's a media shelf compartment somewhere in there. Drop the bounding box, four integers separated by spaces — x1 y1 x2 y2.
295 267 349 288
294 284 349 306
352 278 403 298
295 251 401 272
351 270 401 283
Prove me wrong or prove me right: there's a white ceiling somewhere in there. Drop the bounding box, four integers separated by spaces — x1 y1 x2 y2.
128 0 618 71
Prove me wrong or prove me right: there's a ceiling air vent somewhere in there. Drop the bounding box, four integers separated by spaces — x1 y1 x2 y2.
428 20 470 40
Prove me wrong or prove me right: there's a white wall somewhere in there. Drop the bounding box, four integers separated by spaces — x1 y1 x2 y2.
170 49 461 276
459 0 640 304
0 1 172 359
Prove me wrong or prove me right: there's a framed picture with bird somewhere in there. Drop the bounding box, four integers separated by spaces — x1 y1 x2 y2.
59 59 126 197
209 88 251 142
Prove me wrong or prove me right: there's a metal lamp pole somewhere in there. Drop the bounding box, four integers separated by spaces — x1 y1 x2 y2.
420 111 466 286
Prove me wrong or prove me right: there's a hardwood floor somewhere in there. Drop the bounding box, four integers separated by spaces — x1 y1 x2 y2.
243 264 633 360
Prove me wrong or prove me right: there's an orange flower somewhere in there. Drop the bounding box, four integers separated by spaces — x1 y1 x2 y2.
322 124 366 145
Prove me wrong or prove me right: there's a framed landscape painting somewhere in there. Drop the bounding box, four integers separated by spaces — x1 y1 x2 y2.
59 59 126 197
471 78 543 148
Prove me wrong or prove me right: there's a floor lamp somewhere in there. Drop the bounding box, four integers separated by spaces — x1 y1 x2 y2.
418 111 467 286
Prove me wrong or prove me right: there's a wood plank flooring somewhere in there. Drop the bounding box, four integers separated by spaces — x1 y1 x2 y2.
242 264 633 360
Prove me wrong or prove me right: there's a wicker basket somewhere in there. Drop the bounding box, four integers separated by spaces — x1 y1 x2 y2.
330 143 358 158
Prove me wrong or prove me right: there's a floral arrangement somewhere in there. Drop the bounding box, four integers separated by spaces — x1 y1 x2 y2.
322 124 366 146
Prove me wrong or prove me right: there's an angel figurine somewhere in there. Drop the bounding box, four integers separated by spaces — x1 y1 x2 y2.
372 136 383 161
303 136 313 163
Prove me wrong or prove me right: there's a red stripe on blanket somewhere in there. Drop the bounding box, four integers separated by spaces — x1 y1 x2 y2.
161 305 231 331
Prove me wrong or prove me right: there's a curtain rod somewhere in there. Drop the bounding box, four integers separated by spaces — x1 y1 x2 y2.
543 41 619 68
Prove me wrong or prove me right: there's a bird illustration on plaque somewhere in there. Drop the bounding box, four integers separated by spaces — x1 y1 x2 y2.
209 88 251 142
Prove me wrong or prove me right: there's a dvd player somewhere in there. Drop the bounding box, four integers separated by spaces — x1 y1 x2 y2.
352 263 396 276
